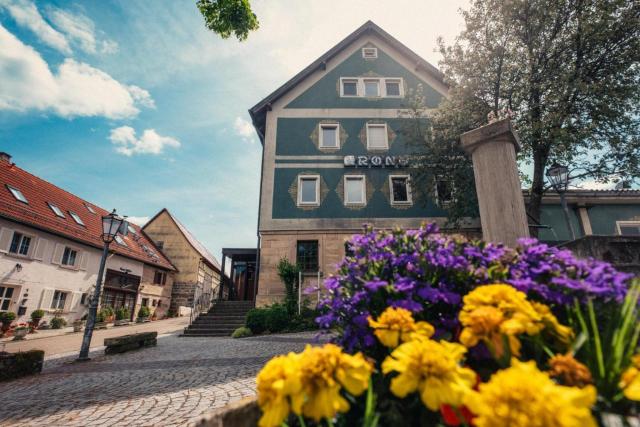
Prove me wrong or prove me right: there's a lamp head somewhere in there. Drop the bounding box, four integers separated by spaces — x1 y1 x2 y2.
546 163 570 193
102 209 124 243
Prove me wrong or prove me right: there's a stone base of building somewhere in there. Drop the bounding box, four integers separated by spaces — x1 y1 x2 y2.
169 282 198 313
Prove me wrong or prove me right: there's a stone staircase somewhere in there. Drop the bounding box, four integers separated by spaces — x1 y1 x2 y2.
181 300 254 337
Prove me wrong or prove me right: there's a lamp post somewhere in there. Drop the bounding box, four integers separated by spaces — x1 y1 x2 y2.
77 209 126 361
546 163 576 241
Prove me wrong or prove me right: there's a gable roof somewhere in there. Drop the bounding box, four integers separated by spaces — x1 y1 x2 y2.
248 20 446 143
0 158 175 271
143 208 221 272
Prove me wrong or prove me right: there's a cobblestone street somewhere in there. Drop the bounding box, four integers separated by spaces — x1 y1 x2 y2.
0 332 322 426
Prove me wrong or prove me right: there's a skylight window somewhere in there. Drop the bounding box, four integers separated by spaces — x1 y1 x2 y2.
6 185 27 203
127 224 137 235
114 235 127 246
84 203 96 214
69 211 85 226
48 203 65 218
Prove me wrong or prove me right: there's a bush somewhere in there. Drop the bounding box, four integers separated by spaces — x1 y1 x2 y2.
286 306 319 332
137 306 151 318
231 326 253 338
0 350 44 382
95 310 106 323
1 312 16 326
265 304 288 333
277 258 300 315
30 309 45 320
115 307 130 321
50 316 67 329
246 307 269 334
102 306 115 318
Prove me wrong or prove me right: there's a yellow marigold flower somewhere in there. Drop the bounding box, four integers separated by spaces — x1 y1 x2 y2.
256 353 304 427
548 353 593 388
381 338 476 411
532 301 574 344
620 354 640 401
368 306 434 348
459 284 570 357
465 360 597 427
298 344 373 421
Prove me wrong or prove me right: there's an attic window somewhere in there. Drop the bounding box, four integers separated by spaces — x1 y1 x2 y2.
127 224 137 235
114 235 127 246
7 185 28 204
362 47 378 59
48 203 65 218
84 203 96 214
69 211 85 226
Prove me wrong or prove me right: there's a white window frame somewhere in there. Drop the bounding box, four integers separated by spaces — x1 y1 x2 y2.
6 185 28 203
366 123 389 150
389 175 412 205
0 286 15 312
340 78 359 97
48 202 65 218
297 175 320 207
363 78 381 97
84 203 96 214
344 175 366 206
61 246 78 267
616 221 640 236
51 290 68 310
384 78 404 98
319 123 340 149
68 211 85 226
9 231 33 256
114 235 127 246
362 47 378 59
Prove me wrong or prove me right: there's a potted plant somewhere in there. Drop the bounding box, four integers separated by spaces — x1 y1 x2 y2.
114 307 130 326
29 309 45 333
72 318 84 332
50 312 67 329
12 323 29 340
137 305 150 323
0 312 16 337
102 306 115 323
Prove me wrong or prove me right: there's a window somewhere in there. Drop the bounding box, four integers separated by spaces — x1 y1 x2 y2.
7 185 27 203
114 235 127 246
341 79 358 96
152 299 158 307
61 247 77 266
141 298 149 307
390 175 412 204
297 175 320 206
296 240 318 272
617 221 640 236
0 286 14 311
436 180 454 206
362 47 378 59
364 79 380 97
84 203 96 214
385 79 402 97
127 224 137 235
68 211 84 226
366 124 388 150
154 270 167 285
48 203 65 218
344 175 366 205
80 293 88 305
9 232 31 256
319 124 339 149
51 291 67 310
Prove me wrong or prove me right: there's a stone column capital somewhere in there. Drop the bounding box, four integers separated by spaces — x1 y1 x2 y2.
460 118 521 154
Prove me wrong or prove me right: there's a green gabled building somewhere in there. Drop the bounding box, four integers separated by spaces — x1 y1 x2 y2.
249 21 640 305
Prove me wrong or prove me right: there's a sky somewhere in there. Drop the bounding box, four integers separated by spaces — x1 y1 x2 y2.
0 0 472 259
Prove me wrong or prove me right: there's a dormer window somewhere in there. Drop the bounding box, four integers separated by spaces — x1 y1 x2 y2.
6 185 27 203
362 47 378 59
69 211 85 226
48 202 65 218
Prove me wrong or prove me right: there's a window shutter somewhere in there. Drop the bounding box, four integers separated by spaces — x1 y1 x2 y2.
33 238 49 261
63 292 74 312
79 252 89 270
0 228 12 253
69 292 82 312
51 244 64 265
39 288 55 309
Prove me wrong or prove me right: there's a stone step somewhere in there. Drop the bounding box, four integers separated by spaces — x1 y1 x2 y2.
196 315 247 320
188 323 244 329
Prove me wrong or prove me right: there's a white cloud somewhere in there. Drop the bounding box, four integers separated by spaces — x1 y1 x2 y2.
0 24 152 118
0 0 71 54
109 126 181 156
125 216 150 226
47 6 118 55
233 116 257 144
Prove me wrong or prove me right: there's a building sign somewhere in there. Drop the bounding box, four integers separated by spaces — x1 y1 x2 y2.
344 155 410 168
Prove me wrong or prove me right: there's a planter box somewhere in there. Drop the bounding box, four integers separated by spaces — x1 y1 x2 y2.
104 332 157 355
95 322 108 330
12 329 28 340
194 397 260 427
114 320 130 326
136 318 150 323
0 350 44 382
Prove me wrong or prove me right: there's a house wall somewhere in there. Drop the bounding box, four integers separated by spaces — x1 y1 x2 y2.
136 265 175 319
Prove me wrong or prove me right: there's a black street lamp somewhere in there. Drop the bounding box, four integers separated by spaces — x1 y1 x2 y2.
546 163 576 241
77 209 126 361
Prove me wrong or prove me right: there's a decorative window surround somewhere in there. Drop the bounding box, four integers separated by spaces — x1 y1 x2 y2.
344 175 366 206
319 123 340 149
297 175 320 206
339 77 404 98
389 175 412 205
616 221 640 236
366 123 389 150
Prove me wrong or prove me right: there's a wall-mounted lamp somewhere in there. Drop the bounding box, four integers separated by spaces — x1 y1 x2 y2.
15 263 22 272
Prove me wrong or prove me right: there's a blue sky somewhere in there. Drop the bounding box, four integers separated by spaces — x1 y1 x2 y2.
0 0 470 259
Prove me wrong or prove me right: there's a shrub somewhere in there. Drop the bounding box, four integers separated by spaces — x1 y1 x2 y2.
101 306 115 318
1 312 16 326
95 310 105 323
115 307 130 321
30 310 45 320
50 316 67 329
246 307 269 334
0 350 44 382
265 304 288 333
277 257 300 315
137 306 151 319
231 326 253 338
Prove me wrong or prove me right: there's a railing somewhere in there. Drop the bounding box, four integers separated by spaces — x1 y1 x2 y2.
189 286 213 325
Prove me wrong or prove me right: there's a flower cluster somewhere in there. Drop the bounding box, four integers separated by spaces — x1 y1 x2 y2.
620 354 640 402
367 306 434 347
317 224 630 351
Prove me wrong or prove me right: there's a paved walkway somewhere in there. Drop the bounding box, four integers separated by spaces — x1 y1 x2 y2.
1 317 190 357
0 331 323 426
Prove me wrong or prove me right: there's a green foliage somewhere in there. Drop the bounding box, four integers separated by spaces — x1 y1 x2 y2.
265 304 288 333
277 257 300 316
138 306 151 318
0 350 44 382
115 307 130 321
231 326 253 338
30 309 44 320
246 307 269 334
101 306 114 317
95 310 105 323
0 311 16 325
246 303 319 335
50 315 67 329
196 0 259 41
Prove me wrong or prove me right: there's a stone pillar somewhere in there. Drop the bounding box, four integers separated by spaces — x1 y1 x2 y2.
460 118 529 246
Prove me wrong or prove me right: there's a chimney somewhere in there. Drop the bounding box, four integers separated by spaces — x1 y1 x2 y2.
0 152 12 164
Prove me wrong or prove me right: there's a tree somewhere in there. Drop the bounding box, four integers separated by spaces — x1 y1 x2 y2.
196 0 259 41
410 0 640 232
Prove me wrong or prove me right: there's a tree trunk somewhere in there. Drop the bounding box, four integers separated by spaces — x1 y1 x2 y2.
528 147 548 237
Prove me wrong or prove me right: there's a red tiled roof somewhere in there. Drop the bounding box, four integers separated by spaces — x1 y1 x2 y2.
0 159 175 271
